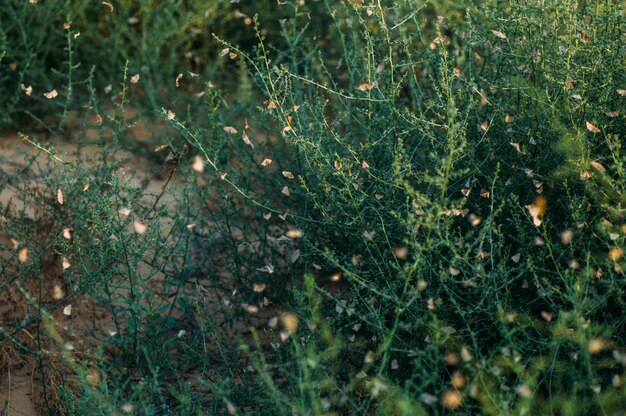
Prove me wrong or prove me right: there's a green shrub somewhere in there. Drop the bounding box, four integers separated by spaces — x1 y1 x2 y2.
1 0 625 415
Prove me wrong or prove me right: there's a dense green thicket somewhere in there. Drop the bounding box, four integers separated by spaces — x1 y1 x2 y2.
1 1 626 415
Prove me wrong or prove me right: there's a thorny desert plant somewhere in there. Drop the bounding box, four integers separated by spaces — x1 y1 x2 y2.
173 0 626 414
1 0 626 415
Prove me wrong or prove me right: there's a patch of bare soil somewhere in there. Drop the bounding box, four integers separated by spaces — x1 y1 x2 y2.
0 127 177 415
0 366 37 416
1 125 287 415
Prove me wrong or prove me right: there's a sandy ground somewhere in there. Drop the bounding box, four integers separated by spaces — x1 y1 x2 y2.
0 127 175 415
0 367 37 416
1 132 45 416
1 125 284 414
